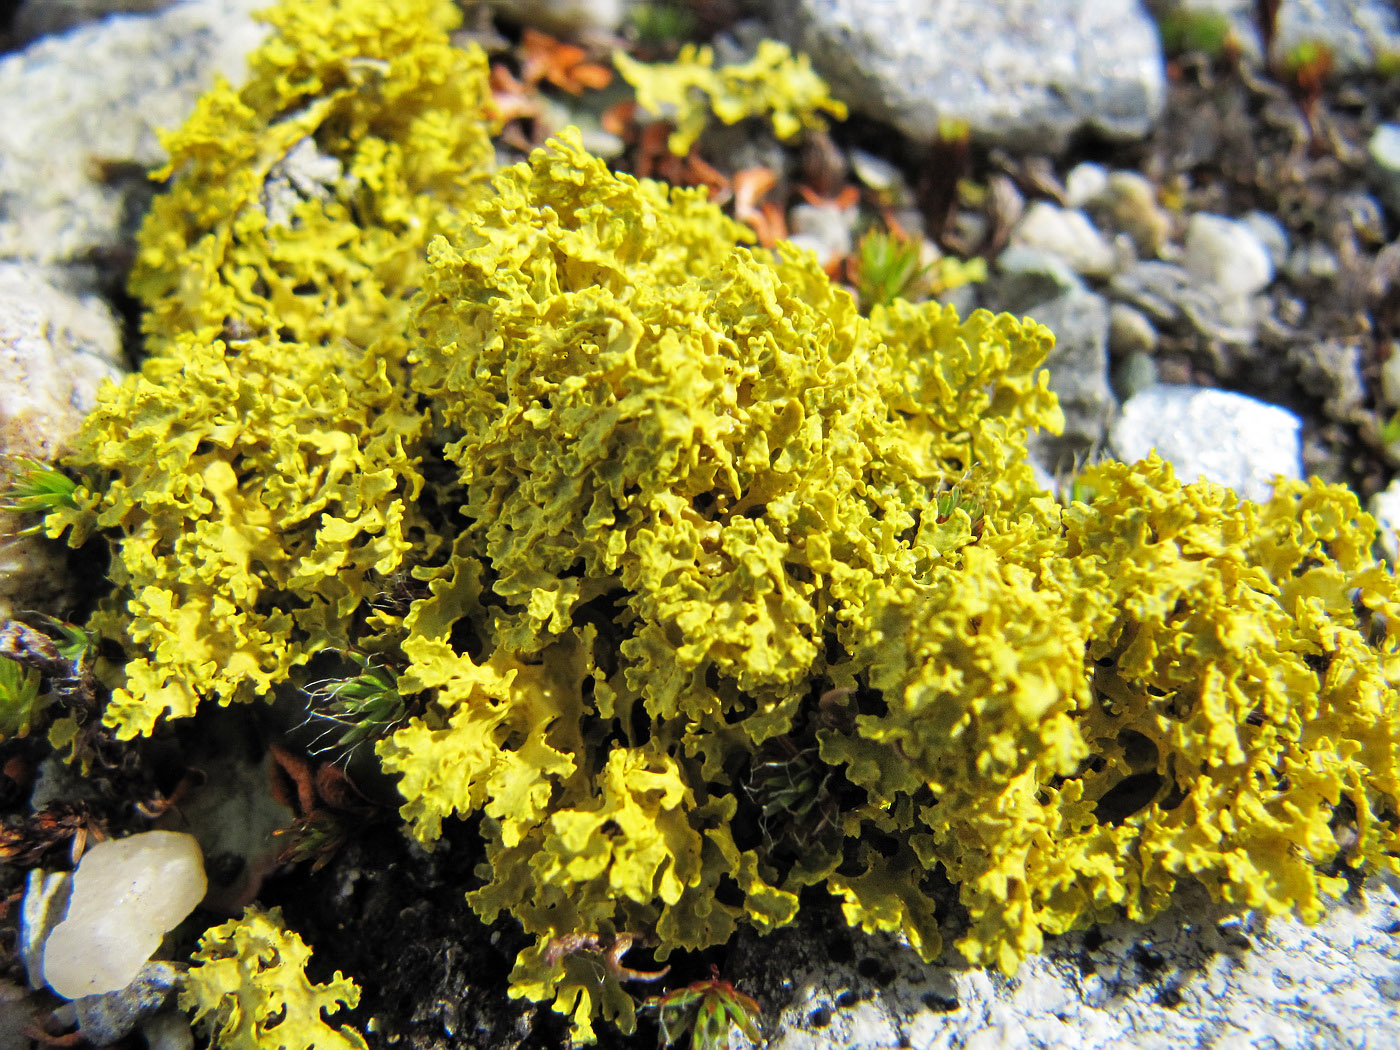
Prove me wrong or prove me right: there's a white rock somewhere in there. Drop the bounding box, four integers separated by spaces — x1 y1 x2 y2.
1368 123 1400 215
767 0 1165 150
1239 210 1290 271
1369 479 1400 562
756 877 1400 1049
0 0 266 285
1183 212 1273 299
41 831 206 1000
1011 201 1116 278
1064 162 1109 209
1110 385 1302 502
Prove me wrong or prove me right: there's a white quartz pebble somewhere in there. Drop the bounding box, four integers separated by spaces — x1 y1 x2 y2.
41 831 206 999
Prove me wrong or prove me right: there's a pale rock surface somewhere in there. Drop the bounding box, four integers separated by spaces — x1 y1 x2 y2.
767 0 1166 150
42 831 206 999
1111 385 1303 502
1183 212 1274 301
0 264 125 618
1011 201 1117 278
0 0 266 288
495 0 629 36
1369 479 1400 562
741 878 1400 1049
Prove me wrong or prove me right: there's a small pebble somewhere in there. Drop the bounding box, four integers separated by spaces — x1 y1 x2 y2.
1367 123 1400 215
1010 201 1116 278
1093 171 1170 258
1183 213 1273 300
1108 302 1157 357
1239 211 1290 272
73 963 179 1046
1064 162 1109 209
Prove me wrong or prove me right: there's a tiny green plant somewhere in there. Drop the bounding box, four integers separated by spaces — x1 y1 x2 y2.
302 655 406 757
0 456 78 533
0 655 46 740
647 967 762 1050
850 226 930 312
1156 10 1237 59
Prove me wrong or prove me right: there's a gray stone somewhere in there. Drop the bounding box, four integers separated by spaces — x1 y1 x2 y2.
0 0 266 287
13 0 177 46
1112 350 1159 401
1111 385 1303 501
768 0 1166 150
1367 123 1400 216
0 265 126 619
994 246 1084 315
1158 0 1400 73
1109 260 1256 345
788 201 858 271
747 877 1400 1050
1021 289 1116 462
71 964 179 1045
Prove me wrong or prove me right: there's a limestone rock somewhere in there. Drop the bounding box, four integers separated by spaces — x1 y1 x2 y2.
0 0 266 289
1110 384 1302 502
767 0 1166 151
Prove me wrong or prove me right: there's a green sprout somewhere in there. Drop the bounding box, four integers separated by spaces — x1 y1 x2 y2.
747 736 838 851
851 227 931 312
0 456 78 534
628 2 699 50
646 967 762 1050
303 655 405 756
1157 10 1237 58
1383 411 1400 449
0 656 47 740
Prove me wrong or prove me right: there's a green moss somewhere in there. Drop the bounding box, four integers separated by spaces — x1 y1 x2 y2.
41 0 1400 1043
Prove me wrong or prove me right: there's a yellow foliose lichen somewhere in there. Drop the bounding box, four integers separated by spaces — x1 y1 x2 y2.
181 906 367 1050
615 39 847 154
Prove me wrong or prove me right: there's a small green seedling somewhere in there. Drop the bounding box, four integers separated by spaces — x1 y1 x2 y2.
0 456 78 533
302 655 405 756
0 656 46 739
647 967 762 1050
851 227 930 312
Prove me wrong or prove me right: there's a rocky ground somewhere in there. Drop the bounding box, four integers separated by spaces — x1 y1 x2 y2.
2 1 1400 1049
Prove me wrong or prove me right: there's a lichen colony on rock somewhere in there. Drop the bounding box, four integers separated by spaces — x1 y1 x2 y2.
38 0 1400 1043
